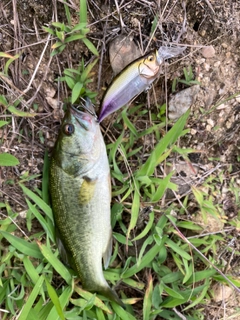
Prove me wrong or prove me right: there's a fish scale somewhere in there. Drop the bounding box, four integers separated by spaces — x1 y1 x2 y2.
49 102 124 307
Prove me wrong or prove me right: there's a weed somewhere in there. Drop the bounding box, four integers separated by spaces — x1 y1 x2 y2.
0 122 19 166
59 58 98 104
0 95 36 117
172 65 200 92
0 52 20 76
43 0 98 57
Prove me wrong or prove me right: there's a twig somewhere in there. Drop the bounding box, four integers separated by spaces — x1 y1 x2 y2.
204 0 215 14
173 307 187 320
0 212 31 241
114 0 126 31
167 214 240 294
23 33 51 94
175 0 187 43
12 0 21 87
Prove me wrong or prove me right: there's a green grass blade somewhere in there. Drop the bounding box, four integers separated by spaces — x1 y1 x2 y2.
162 284 184 299
185 269 216 285
182 261 193 284
18 275 44 320
0 153 19 166
8 105 36 117
111 302 136 320
46 286 72 320
108 130 124 176
82 38 99 56
37 242 72 285
127 187 140 238
132 211 154 241
165 238 191 260
122 278 145 290
0 120 9 127
35 299 54 320
80 58 98 83
23 256 40 284
63 1 71 25
136 110 189 177
0 231 43 259
26 198 55 242
151 172 175 202
72 23 88 32
183 279 210 311
4 54 20 75
121 110 138 136
137 236 154 267
74 286 112 314
19 183 53 221
143 274 153 320
45 278 65 320
79 0 87 24
72 82 83 104
42 151 50 204
96 308 107 320
122 236 167 279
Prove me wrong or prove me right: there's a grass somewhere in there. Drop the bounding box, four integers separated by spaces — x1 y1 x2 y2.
1 106 239 319
0 0 240 319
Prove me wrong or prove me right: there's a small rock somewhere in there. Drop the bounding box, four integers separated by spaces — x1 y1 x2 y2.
220 154 226 162
201 46 215 58
195 58 205 65
199 29 206 37
216 103 227 110
46 96 58 109
18 210 27 218
226 52 231 59
109 34 141 75
235 95 240 103
168 85 200 120
165 162 199 199
203 62 210 71
212 284 234 303
192 212 224 233
207 118 214 127
131 17 141 28
213 61 221 67
204 89 216 108
206 124 212 132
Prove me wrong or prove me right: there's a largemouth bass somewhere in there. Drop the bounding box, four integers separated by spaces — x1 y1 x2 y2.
98 46 186 122
49 100 124 307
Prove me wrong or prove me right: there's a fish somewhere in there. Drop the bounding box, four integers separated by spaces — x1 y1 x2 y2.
49 100 124 307
98 46 186 122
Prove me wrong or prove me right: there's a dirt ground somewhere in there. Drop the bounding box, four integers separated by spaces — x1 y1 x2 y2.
0 0 240 319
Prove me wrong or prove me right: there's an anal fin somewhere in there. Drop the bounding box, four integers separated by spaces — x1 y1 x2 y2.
56 227 72 268
102 229 112 270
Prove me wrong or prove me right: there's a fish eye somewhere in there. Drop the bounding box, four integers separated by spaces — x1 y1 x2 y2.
63 123 75 135
148 55 154 62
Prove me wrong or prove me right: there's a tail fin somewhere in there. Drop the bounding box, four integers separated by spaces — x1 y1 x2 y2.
100 286 125 309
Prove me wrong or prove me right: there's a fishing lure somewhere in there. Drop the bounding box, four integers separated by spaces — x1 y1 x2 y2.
98 46 186 122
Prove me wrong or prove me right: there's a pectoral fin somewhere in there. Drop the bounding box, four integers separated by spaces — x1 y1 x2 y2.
79 176 97 205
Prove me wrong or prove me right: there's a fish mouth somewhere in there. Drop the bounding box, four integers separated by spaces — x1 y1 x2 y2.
70 99 98 130
71 98 98 121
